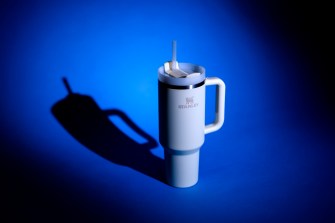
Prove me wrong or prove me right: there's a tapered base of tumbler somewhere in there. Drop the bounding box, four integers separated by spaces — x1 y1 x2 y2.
164 149 200 188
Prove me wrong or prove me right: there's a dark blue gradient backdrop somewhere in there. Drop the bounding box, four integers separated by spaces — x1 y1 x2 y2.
1 0 334 222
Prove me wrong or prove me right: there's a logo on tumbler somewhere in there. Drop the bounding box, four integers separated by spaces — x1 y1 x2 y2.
178 96 199 109
186 97 193 104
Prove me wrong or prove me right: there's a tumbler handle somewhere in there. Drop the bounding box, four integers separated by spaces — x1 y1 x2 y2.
204 77 226 134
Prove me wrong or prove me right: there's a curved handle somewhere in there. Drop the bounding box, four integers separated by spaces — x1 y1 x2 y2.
204 77 226 134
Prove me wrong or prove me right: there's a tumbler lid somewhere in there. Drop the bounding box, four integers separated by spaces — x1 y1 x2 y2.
158 63 205 86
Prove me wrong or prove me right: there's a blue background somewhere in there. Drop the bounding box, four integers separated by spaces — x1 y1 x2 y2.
1 0 334 222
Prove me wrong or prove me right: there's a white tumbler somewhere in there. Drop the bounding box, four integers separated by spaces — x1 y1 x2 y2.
158 62 225 188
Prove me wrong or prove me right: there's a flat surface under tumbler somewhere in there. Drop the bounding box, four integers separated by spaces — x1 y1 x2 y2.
159 63 206 188
3 1 334 222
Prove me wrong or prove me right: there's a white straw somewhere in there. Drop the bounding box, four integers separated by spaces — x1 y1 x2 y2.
172 40 177 68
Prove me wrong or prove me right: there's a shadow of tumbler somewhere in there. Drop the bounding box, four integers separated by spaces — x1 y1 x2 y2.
51 78 164 183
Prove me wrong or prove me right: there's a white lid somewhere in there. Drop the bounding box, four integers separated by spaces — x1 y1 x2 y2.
158 63 206 86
